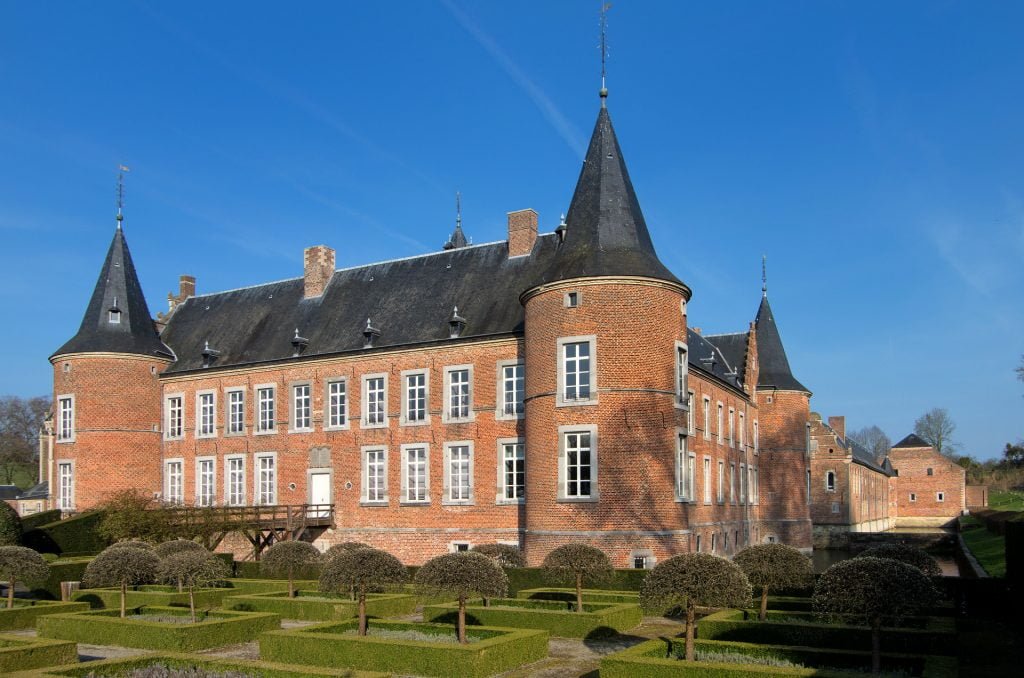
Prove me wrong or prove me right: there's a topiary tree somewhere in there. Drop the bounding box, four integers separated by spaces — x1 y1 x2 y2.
471 543 526 568
813 557 937 674
323 542 372 599
0 503 22 546
320 547 407 635
733 543 813 620
0 546 49 608
157 551 230 622
640 553 752 662
855 544 942 578
541 543 613 613
155 540 210 592
260 540 321 598
415 552 509 644
83 544 161 618
108 540 156 552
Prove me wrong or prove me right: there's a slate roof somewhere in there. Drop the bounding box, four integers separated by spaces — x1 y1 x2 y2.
704 332 748 383
820 423 894 476
753 295 809 393
16 482 48 500
52 227 172 360
688 330 743 390
0 485 20 500
893 433 931 449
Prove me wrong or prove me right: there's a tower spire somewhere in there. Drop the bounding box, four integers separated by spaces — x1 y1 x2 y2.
116 165 130 229
762 254 767 297
599 2 611 105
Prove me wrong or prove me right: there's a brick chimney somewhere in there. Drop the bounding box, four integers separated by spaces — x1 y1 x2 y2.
828 416 846 441
304 245 336 298
166 275 196 312
507 209 538 257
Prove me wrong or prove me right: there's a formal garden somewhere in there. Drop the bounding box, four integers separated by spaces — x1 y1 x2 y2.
0 499 1018 676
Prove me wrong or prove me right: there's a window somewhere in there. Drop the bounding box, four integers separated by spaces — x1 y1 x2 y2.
450 542 471 553
696 535 701 552
58 462 74 510
164 395 183 439
927 468 934 476
445 367 473 421
753 420 759 454
633 555 649 569
256 454 277 505
499 362 525 417
197 391 216 437
703 457 712 503
57 396 74 442
730 463 736 503
826 471 836 492
196 458 215 506
752 466 759 503
402 445 429 503
327 380 347 429
362 447 387 504
687 452 696 501
728 407 735 447
675 343 688 406
740 464 747 504
565 291 579 308
559 337 595 404
560 427 596 500
936 492 945 502
806 470 811 504
226 456 245 506
499 440 525 501
739 412 745 449
403 371 428 424
165 460 184 505
362 375 387 427
256 386 276 433
108 309 121 324
711 533 717 552
226 389 245 435
445 443 474 503
909 493 917 502
291 383 312 431
702 397 711 440
831 501 840 513
686 391 695 434
675 433 689 500
717 460 725 503
716 402 724 444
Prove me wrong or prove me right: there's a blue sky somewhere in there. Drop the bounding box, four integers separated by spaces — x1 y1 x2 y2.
1 2 1021 460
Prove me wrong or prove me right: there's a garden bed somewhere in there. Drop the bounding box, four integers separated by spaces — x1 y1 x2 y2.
515 587 639 604
72 584 235 610
223 578 320 596
37 605 280 651
0 634 77 673
601 637 958 677
0 600 90 630
260 619 548 677
423 597 641 638
224 590 417 621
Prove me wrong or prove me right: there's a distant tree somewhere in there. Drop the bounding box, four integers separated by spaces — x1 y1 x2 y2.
640 553 752 662
0 503 22 546
1004 443 1024 468
541 544 614 613
814 558 936 675
0 395 50 486
320 547 407 635
260 541 320 598
733 544 812 621
414 552 508 643
157 551 229 622
471 543 526 568
856 544 942 577
97 490 172 544
847 425 892 460
83 544 160 618
0 546 49 608
914 408 958 457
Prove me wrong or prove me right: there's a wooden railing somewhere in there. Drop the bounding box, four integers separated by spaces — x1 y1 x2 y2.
162 503 335 531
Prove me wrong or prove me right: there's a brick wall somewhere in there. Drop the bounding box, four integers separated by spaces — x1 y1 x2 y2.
889 445 966 520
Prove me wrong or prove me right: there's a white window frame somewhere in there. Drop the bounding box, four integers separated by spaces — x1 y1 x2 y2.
497 437 525 504
56 394 75 443
496 360 525 420
57 460 74 510
909 493 917 502
728 407 735 448
687 452 696 502
703 456 712 504
196 390 217 439
740 463 747 504
702 397 711 440
717 459 725 503
443 365 474 423
255 384 277 434
400 444 430 504
826 470 836 492
290 382 313 432
716 402 724 444
164 393 184 440
807 469 812 504
225 455 246 507
361 446 388 505
936 491 945 502
443 441 475 505
401 369 430 426
254 452 277 506
686 391 695 435
325 378 348 430
730 462 736 504
225 388 245 436
675 430 688 501
739 412 746 450
196 456 216 507
752 466 759 504
449 541 471 553
361 374 388 428
558 425 598 501
675 341 688 408
753 419 759 455
164 458 184 505
556 336 597 406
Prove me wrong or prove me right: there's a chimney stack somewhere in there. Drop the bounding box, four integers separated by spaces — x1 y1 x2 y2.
507 209 538 257
828 416 846 441
304 245 336 298
178 275 196 299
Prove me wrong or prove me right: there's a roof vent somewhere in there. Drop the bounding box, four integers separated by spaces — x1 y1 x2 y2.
363 318 380 348
555 214 567 243
291 328 309 357
201 340 221 368
448 306 467 338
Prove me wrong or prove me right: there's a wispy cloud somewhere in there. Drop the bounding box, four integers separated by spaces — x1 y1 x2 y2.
440 0 586 158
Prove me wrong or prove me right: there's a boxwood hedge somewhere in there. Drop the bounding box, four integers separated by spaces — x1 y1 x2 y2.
37 605 280 651
260 619 548 677
223 578 319 595
29 558 93 600
0 600 89 630
224 590 417 621
21 512 108 557
516 587 639 604
71 584 234 610
423 597 641 638
0 634 77 673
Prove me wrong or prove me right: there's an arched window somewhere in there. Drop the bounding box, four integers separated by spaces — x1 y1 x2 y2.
826 471 836 492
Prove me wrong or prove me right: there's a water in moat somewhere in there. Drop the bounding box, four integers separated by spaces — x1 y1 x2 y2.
812 527 962 576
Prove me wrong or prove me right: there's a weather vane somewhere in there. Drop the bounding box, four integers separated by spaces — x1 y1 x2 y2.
762 254 768 297
116 164 130 228
600 2 612 104
456 190 462 230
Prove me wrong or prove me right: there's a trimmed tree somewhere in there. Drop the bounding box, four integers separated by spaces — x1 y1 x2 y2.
155 540 211 592
415 552 509 644
0 546 49 608
260 541 321 598
83 544 161 618
0 503 22 546
320 547 407 635
814 557 937 675
640 553 752 662
324 542 370 561
108 540 156 552
734 543 812 620
541 543 613 613
157 551 230 622
855 544 942 578
471 543 526 568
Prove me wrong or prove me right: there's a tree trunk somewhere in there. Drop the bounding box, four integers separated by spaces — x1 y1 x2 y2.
871 617 881 675
684 603 696 661
177 576 184 593
288 565 295 598
120 580 127 619
189 585 196 623
7 578 14 609
575 572 584 613
358 588 368 636
458 595 467 644
759 585 769 621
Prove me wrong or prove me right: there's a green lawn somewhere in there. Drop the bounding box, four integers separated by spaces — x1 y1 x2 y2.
959 515 1006 577
989 490 1024 511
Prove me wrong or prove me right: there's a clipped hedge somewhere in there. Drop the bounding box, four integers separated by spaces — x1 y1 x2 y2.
260 619 548 678
601 638 958 678
37 605 280 651
29 557 93 600
72 584 234 610
234 560 322 580
224 590 417 621
424 597 641 638
516 587 639 604
19 510 62 532
697 609 956 656
0 600 89 631
0 634 77 673
21 512 108 557
223 578 319 595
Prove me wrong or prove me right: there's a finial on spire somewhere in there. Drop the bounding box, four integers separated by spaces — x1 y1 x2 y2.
456 191 462 230
599 2 611 106
761 254 767 297
116 165 130 229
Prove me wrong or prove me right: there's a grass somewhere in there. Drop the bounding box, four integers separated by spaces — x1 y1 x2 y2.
960 515 1006 577
988 489 1024 511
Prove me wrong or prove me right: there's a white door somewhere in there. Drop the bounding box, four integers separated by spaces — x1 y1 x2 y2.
308 473 331 517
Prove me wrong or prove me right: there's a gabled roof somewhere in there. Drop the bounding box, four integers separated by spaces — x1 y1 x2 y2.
17 481 48 500
689 329 743 390
0 485 20 500
893 433 931 449
819 421 894 476
753 295 809 393
52 227 171 360
704 332 748 383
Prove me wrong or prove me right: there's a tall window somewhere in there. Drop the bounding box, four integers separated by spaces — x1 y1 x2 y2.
363 448 387 503
447 368 471 420
292 384 311 430
806 470 812 504
58 462 73 510
752 466 759 503
446 444 472 502
753 420 759 454
405 373 427 423
256 455 276 505
256 387 276 432
165 461 184 504
197 458 215 506
501 441 525 500
57 396 74 441
675 434 688 500
676 344 688 404
686 391 695 435
327 380 347 428
703 457 712 503
226 457 245 506
227 390 244 434
739 412 745 449
826 471 836 492
165 396 183 439
364 376 386 426
702 397 711 440
563 431 593 498
717 403 724 444
562 341 592 401
198 392 215 437
501 363 524 416
403 446 428 503
717 460 725 503
728 408 735 447
740 464 747 504
688 452 696 500
730 463 736 503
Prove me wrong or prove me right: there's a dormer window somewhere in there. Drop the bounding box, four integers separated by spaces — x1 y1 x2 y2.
108 309 121 324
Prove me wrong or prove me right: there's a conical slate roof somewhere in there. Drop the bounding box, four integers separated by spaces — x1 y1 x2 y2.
443 222 468 250
540 107 685 289
893 433 931 449
754 295 809 393
52 227 170 359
